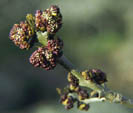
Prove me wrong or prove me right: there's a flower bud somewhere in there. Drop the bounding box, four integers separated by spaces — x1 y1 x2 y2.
49 5 60 17
26 14 35 31
81 69 107 85
91 69 107 84
77 88 89 100
67 73 79 84
67 73 79 91
77 102 90 111
60 94 75 110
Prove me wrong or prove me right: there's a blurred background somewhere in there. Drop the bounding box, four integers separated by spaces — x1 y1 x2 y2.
0 0 133 113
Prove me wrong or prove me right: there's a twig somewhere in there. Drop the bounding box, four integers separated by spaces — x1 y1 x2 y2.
58 55 133 108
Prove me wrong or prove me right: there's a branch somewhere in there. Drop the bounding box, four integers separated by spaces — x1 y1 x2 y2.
58 55 133 108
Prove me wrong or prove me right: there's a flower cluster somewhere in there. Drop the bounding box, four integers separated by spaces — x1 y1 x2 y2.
67 72 79 91
9 5 111 111
67 73 89 100
81 69 107 85
60 93 75 109
58 69 107 111
9 5 63 70
9 5 62 50
29 37 63 70
9 21 34 49
59 73 90 111
60 91 90 111
35 5 62 34
29 47 56 70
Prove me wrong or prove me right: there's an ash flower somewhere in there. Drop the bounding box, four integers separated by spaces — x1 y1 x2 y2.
60 93 75 110
29 47 56 70
44 5 62 34
9 21 34 49
34 5 62 34
67 73 79 91
77 88 89 100
47 37 63 57
29 37 63 70
82 69 107 85
35 10 46 31
91 69 107 84
77 102 90 111
49 5 61 17
67 73 79 84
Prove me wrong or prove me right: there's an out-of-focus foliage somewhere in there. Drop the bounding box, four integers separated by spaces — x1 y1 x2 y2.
0 0 133 113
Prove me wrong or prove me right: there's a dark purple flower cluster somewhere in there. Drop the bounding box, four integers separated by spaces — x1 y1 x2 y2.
67 73 89 100
60 91 90 111
67 72 79 91
9 5 62 50
29 37 63 70
9 5 63 70
60 93 75 110
35 5 62 34
59 73 90 111
9 21 34 49
29 47 56 70
59 70 107 111
82 69 107 85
